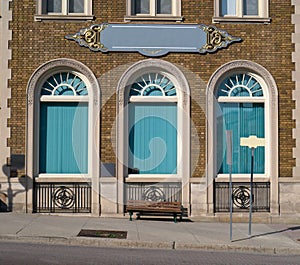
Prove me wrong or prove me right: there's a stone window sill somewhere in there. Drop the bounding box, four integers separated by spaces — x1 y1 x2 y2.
213 17 271 24
124 15 183 22
34 15 94 22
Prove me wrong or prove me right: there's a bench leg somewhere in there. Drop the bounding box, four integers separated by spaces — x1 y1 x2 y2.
129 211 133 221
173 213 177 223
136 213 141 220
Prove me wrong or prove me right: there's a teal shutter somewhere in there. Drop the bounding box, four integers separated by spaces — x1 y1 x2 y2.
217 103 265 174
39 102 88 174
129 103 177 174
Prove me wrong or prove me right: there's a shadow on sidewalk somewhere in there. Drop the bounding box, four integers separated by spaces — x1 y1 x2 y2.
232 226 300 243
130 217 194 222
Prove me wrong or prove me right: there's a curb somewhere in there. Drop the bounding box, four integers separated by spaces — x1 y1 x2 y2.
1 235 299 255
175 242 300 255
0 235 173 250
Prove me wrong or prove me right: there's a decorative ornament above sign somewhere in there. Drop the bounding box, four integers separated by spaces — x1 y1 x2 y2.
65 23 241 57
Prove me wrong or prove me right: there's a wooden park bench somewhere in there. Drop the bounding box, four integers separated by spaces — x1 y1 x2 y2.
126 200 183 223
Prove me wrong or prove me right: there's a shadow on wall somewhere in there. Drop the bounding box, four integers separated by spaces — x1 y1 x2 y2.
0 155 32 212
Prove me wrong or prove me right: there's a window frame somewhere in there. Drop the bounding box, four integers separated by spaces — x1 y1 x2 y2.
216 72 267 178
116 60 190 183
35 0 93 21
37 70 90 178
213 0 271 24
206 61 278 184
125 0 183 22
216 72 268 179
127 72 178 176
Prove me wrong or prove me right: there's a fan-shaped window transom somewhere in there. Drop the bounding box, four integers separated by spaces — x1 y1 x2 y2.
218 73 263 98
41 72 88 96
129 73 176 97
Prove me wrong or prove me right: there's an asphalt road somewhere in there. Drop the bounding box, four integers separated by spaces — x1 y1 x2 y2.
0 241 299 265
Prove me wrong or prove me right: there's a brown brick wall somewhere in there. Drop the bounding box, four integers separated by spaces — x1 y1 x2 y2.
8 1 295 177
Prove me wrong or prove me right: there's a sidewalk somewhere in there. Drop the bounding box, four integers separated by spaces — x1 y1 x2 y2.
0 213 299 255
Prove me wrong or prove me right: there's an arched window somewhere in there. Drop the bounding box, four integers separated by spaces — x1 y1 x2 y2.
117 59 190 180
206 60 279 215
128 73 177 174
39 72 89 174
216 73 265 175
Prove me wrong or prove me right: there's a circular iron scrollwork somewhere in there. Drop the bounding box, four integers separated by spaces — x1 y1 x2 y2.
53 186 75 209
143 186 165 202
232 186 250 209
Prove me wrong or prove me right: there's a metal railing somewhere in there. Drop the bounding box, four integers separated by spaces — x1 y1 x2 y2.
34 182 91 213
125 182 182 203
214 182 270 212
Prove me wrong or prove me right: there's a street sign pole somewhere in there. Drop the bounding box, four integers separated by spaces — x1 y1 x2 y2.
249 147 254 236
226 131 233 241
240 136 265 237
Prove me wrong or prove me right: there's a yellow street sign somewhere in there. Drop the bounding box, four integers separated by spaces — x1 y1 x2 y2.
240 135 265 148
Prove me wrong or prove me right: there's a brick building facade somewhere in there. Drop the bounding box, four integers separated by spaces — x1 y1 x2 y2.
0 0 299 222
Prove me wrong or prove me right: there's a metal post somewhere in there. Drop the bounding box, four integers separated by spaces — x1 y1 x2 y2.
248 147 254 236
226 131 233 241
229 163 233 241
